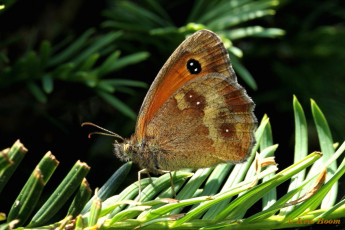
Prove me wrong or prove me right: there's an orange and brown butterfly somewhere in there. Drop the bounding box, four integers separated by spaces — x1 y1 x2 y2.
85 29 257 175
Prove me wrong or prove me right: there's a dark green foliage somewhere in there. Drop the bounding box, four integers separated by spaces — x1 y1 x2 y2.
7 152 59 226
27 160 90 227
67 179 92 218
0 28 149 119
246 0 345 141
0 141 27 194
1 0 344 229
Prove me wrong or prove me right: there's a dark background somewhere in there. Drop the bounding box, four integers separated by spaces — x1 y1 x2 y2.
0 0 344 228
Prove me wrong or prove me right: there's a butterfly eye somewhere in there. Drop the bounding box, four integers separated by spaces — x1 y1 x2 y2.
186 59 201 74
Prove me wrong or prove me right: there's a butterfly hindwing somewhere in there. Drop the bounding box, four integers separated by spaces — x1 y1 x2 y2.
145 73 257 171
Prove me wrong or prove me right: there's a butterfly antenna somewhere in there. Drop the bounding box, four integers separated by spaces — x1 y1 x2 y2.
81 122 125 141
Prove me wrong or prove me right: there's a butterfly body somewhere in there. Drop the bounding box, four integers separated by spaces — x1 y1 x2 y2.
114 30 257 174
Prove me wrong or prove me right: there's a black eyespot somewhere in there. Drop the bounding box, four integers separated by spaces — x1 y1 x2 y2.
186 59 201 74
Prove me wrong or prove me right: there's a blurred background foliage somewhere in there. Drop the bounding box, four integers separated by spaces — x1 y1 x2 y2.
0 0 344 220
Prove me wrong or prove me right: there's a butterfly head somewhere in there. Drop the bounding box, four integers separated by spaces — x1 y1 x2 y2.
113 140 133 162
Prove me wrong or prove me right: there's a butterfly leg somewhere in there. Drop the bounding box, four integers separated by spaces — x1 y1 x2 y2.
138 168 150 202
157 169 177 199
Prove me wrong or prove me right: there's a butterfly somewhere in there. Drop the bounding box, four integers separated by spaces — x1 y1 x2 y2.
106 29 258 175
83 29 257 184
